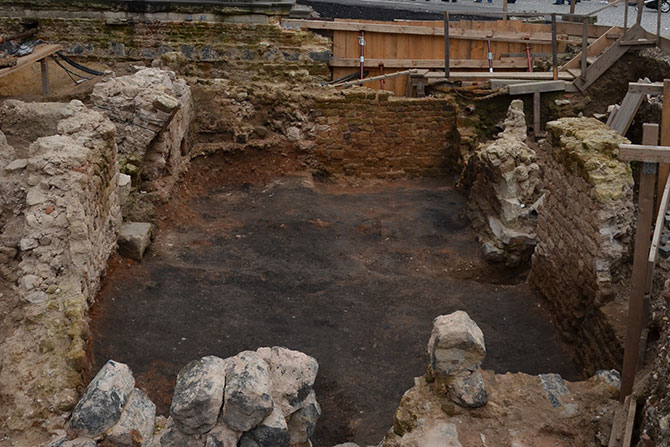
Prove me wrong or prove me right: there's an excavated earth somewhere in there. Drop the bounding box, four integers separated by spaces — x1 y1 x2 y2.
89 151 580 446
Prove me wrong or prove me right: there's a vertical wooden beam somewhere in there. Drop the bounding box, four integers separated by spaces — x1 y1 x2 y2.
552 14 559 81
503 0 509 20
40 58 49 96
624 0 629 32
581 19 588 81
444 12 450 79
569 0 577 20
636 0 645 25
620 126 658 402
658 79 670 210
534 92 541 138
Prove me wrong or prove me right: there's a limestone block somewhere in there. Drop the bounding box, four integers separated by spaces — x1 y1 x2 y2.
170 355 226 435
106 388 156 446
428 311 486 376
222 351 274 432
67 360 135 438
238 406 290 447
256 346 319 417
118 222 155 261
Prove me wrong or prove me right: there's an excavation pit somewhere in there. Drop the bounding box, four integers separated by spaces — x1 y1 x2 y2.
89 152 579 446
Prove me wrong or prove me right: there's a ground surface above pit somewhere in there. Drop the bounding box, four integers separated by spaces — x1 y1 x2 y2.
89 161 578 446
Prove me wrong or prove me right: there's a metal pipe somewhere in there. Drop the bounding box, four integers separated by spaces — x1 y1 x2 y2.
624 0 629 31
487 39 493 73
525 39 533 72
658 0 662 46
378 62 385 89
581 18 588 80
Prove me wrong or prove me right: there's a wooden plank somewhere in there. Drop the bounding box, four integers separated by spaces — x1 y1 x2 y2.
282 19 577 44
567 68 582 78
533 91 541 137
606 104 620 127
622 397 637 446
574 25 645 92
620 39 656 46
560 26 617 72
648 160 669 295
620 158 656 401
508 80 566 94
659 79 670 217
333 69 418 87
329 56 529 69
0 44 61 80
40 59 49 96
628 81 663 95
608 398 629 447
610 91 645 135
425 71 575 80
618 143 670 162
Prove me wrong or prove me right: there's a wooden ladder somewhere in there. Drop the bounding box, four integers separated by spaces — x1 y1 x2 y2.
572 24 647 92
559 26 619 77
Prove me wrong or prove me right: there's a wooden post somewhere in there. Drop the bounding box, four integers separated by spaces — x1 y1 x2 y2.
503 0 509 20
624 0 629 32
534 92 541 138
658 79 670 210
619 124 659 402
552 14 559 81
581 19 588 81
636 0 644 25
569 0 577 19
40 58 49 96
444 12 450 79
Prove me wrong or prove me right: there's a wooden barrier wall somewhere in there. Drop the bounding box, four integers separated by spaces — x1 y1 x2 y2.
330 19 562 95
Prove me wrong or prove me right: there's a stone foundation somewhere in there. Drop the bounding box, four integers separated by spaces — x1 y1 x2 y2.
530 118 634 374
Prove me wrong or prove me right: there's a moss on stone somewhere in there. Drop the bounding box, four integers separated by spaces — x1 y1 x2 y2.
546 117 633 203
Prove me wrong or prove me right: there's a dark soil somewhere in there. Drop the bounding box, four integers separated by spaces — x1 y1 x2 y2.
89 152 578 446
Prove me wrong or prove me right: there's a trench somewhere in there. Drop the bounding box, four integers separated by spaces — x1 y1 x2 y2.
89 149 579 446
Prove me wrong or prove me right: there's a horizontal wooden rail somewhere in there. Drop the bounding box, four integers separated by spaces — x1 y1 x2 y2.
619 143 670 162
425 71 575 80
628 81 664 95
332 69 418 87
330 56 528 69
282 19 578 44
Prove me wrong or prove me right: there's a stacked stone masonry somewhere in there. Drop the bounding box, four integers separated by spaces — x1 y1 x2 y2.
530 117 634 374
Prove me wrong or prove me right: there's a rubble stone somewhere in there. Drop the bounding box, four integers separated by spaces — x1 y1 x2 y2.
238 406 290 447
170 356 227 435
204 422 242 447
287 390 321 444
465 100 543 266
448 369 488 408
105 388 156 446
67 360 135 438
428 311 486 376
117 222 155 261
256 346 318 417
222 351 274 432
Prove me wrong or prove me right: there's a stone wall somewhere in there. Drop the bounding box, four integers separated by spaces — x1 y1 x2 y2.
0 100 121 439
0 18 330 81
529 118 634 374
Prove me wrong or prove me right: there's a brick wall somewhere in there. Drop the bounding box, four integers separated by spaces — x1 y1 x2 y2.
530 117 634 374
312 91 461 179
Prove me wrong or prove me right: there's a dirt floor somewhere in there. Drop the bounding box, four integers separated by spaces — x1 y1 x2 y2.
88 152 579 446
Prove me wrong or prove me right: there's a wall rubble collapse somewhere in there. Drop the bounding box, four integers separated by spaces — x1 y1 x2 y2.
530 117 634 374
48 347 320 447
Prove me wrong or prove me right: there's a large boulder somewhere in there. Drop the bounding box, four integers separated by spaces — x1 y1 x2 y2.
67 360 135 438
106 388 156 446
222 351 274 432
428 311 485 376
256 346 319 416
170 356 227 435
